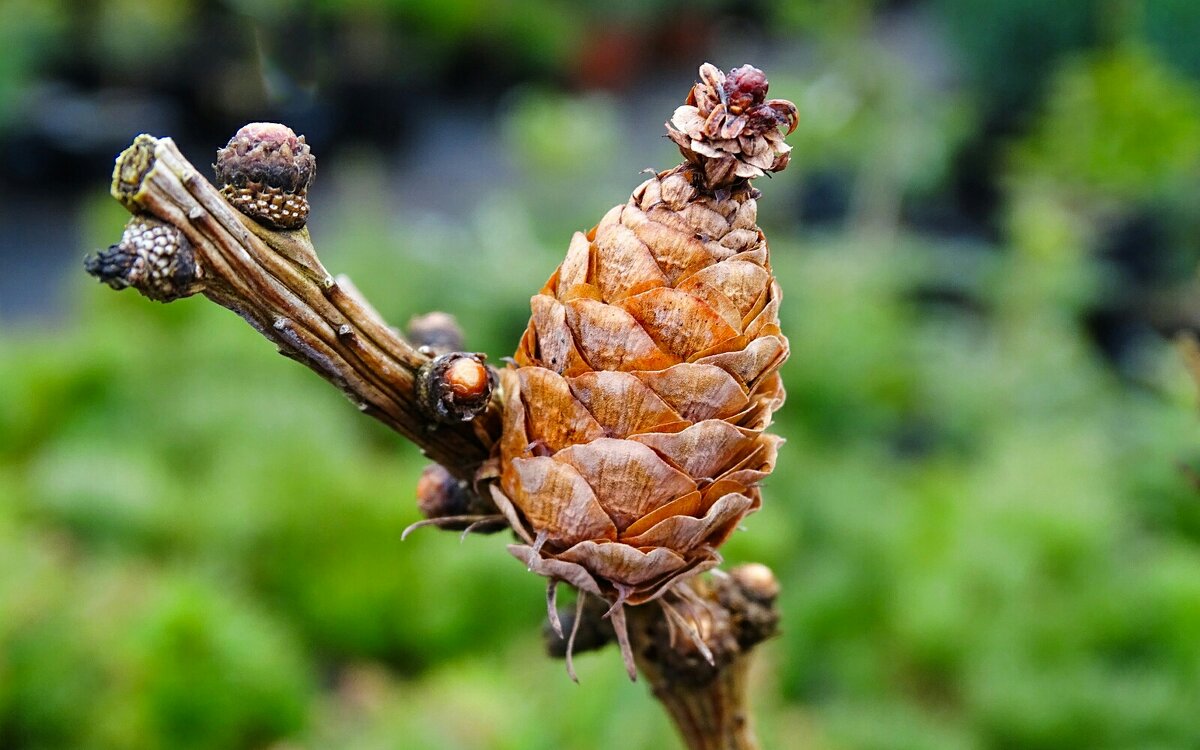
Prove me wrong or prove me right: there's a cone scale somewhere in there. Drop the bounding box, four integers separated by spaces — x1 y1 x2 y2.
489 63 797 675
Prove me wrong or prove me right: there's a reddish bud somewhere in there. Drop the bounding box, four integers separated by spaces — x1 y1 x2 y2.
415 352 495 423
214 122 315 230
446 358 488 398
723 65 769 112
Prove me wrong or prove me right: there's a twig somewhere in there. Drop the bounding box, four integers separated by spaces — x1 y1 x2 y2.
94 133 500 483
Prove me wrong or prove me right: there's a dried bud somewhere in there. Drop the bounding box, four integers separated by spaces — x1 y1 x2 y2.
214 122 315 230
407 311 465 355
84 216 203 302
416 463 475 518
721 564 780 650
411 463 506 535
415 352 495 423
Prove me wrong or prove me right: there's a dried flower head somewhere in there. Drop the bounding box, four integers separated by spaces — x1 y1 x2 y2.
214 122 315 230
666 63 798 187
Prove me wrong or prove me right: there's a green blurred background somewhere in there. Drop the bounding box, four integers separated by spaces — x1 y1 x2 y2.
4 0 1200 747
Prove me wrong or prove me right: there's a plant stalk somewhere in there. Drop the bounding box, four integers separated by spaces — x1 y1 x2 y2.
103 134 500 482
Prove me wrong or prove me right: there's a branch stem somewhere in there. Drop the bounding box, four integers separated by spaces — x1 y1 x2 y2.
548 565 780 750
107 135 498 480
636 654 758 750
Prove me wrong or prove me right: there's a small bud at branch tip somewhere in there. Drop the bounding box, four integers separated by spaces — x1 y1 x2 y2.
415 352 495 424
214 122 315 230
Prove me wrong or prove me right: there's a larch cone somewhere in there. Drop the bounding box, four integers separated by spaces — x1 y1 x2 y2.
488 63 796 677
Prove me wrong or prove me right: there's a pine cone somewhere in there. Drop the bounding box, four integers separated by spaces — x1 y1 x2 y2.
490 63 794 666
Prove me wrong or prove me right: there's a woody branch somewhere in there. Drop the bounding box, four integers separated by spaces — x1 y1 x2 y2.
89 128 500 487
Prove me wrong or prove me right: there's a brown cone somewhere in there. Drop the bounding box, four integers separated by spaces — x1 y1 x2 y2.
491 64 794 664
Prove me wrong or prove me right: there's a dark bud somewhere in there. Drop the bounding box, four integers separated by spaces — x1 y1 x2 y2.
415 463 506 531
407 311 465 355
416 463 474 518
723 65 769 113
415 352 494 423
214 122 315 230
85 217 203 302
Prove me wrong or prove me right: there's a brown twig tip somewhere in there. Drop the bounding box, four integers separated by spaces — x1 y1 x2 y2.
85 216 204 302
415 352 495 423
407 312 466 355
667 63 797 189
214 122 315 230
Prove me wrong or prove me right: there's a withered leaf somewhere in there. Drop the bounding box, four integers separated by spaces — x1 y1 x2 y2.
558 541 687 586
635 363 749 423
516 367 604 451
621 287 739 360
621 492 753 549
632 420 757 479
593 220 668 301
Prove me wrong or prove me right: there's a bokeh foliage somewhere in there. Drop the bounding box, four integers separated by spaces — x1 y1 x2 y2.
4 2 1200 749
